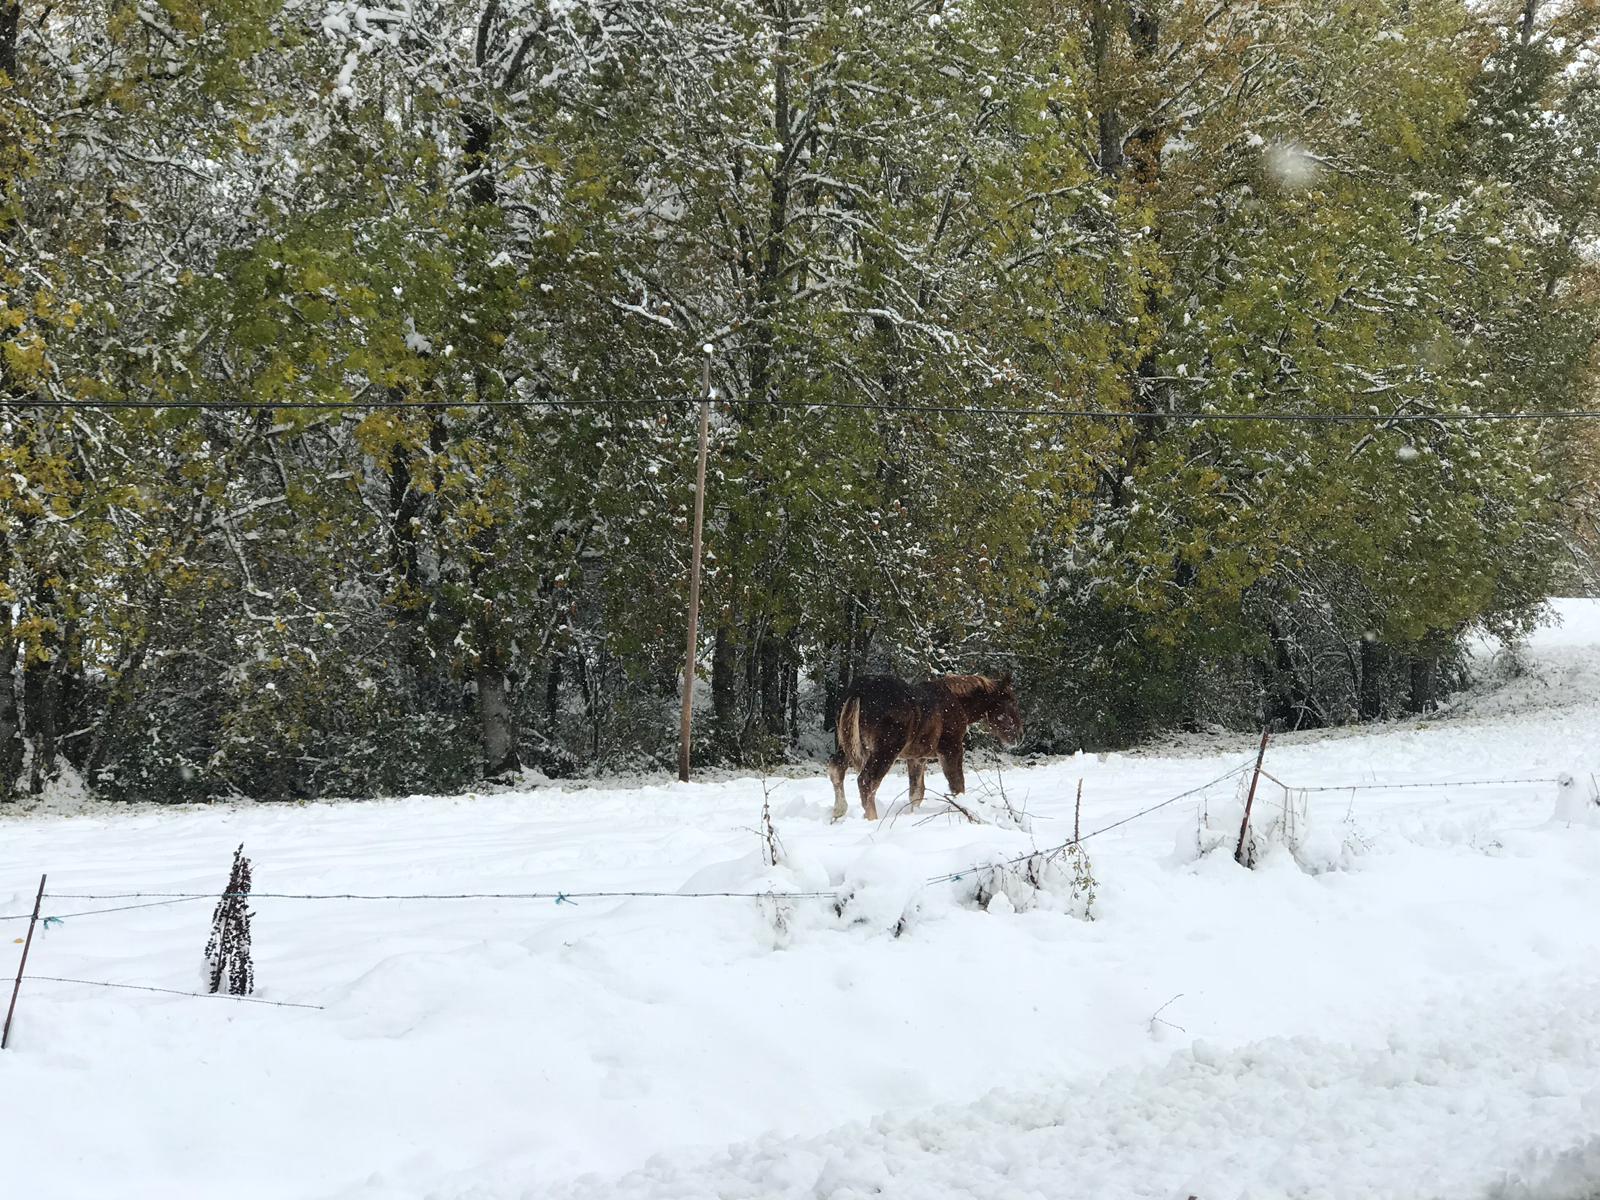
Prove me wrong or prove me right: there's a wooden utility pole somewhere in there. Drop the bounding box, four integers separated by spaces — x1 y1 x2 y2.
3 873 46 1050
679 347 713 782
1235 727 1272 866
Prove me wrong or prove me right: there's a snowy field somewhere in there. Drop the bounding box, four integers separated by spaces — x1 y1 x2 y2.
6 601 1600 1200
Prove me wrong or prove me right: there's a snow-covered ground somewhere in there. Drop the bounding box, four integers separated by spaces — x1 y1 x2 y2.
5 600 1600 1200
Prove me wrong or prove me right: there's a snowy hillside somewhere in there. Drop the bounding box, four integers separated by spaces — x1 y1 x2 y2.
5 600 1600 1200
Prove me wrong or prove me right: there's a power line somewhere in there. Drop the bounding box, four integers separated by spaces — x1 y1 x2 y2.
4 395 1600 423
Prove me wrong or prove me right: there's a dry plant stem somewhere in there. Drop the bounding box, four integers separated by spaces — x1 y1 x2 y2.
758 767 784 867
1149 992 1186 1034
939 792 984 824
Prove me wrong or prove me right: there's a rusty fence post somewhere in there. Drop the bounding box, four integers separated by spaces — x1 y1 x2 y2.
3 874 47 1050
1235 728 1272 867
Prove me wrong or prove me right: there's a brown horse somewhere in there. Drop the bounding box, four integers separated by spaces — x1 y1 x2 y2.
827 673 1023 821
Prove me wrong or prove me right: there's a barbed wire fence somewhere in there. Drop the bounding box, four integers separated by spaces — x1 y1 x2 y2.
1 750 1587 1042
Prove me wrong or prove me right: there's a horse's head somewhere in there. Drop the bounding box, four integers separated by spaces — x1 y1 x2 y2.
985 672 1024 746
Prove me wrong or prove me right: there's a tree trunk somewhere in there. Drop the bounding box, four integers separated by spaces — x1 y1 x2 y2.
0 629 18 800
1407 651 1436 715
1358 637 1382 720
1090 0 1125 176
0 0 19 80
469 534 520 776
544 654 562 731
386 408 448 708
745 5 794 407
23 654 56 794
1091 3 1162 178
712 622 738 757
588 646 605 761
1123 8 1164 187
1266 619 1321 731
21 572 63 793
455 88 521 779
461 110 497 209
57 618 80 750
476 651 518 777
572 649 603 762
1519 0 1541 49
787 660 799 741
758 633 783 739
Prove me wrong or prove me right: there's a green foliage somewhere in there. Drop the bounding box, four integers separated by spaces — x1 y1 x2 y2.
1 0 1597 798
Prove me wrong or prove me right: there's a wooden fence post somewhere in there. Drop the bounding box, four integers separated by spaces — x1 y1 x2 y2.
1235 728 1272 867
3 873 47 1050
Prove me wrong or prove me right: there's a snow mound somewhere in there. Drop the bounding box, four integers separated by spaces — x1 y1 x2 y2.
541 971 1600 1200
830 845 935 937
1494 1124 1600 1200
1550 773 1600 829
949 843 1097 919
1172 772 1361 874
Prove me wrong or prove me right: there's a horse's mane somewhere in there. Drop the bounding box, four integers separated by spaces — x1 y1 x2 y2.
935 674 1003 698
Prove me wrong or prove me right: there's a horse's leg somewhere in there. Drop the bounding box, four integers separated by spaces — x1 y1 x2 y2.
907 759 927 810
857 742 901 822
938 738 967 796
827 749 849 821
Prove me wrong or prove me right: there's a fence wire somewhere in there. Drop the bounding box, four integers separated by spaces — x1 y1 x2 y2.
28 975 324 1010
3 757 1582 1041
921 756 1257 886
1273 775 1562 793
43 888 844 904
5 761 1576 926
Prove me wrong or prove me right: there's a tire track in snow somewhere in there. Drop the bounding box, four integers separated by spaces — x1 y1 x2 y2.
521 972 1600 1200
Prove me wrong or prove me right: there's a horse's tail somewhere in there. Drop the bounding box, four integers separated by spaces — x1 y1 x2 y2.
835 694 863 766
